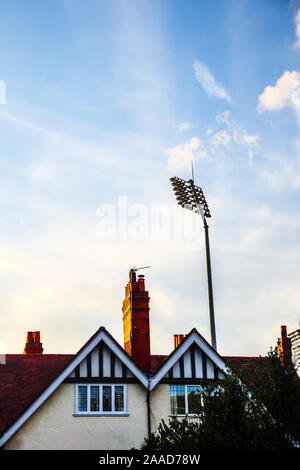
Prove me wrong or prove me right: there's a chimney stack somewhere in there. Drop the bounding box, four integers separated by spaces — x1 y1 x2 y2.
24 331 43 355
173 334 187 349
277 325 292 369
122 269 150 371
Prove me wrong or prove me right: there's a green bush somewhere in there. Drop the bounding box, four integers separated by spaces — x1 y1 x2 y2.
142 350 300 450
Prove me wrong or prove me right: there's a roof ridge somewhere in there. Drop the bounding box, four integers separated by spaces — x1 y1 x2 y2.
223 356 263 359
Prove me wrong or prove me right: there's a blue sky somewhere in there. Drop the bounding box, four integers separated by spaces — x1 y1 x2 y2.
1 0 300 358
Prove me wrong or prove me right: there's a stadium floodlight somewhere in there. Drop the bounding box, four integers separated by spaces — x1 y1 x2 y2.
170 175 217 350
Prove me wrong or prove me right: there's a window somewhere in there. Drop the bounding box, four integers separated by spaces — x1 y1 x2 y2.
75 384 126 415
170 385 186 415
170 385 203 415
78 386 87 412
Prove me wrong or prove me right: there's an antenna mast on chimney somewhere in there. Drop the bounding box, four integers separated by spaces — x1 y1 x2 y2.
133 266 151 273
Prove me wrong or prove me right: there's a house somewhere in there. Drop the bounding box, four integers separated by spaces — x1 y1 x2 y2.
0 269 291 450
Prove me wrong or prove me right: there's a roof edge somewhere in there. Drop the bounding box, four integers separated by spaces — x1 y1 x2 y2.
0 327 148 447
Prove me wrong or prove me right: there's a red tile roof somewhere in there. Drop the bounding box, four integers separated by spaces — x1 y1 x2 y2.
0 354 74 438
149 355 167 373
223 356 268 391
223 356 266 371
0 349 266 440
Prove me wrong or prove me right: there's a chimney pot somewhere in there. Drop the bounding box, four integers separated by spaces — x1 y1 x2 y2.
174 334 187 349
138 275 145 291
277 325 292 369
281 325 287 338
24 331 43 355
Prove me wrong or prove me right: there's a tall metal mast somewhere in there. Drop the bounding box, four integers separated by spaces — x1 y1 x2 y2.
170 176 217 350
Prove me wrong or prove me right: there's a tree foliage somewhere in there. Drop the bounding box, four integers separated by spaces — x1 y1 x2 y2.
240 348 300 449
142 349 300 451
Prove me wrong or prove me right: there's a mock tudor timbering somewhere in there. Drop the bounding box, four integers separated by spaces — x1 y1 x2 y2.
0 269 289 450
67 342 137 383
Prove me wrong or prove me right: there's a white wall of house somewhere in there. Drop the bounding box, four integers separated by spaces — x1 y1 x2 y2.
5 383 148 450
149 384 170 433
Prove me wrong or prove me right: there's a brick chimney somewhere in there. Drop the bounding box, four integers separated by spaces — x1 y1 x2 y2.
24 331 43 355
173 334 187 349
277 325 292 369
122 269 150 372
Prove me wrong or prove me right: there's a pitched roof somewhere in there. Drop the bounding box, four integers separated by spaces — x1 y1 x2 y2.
223 356 268 391
150 328 227 376
148 328 230 390
224 356 265 370
0 328 269 446
0 351 167 438
149 355 167 373
0 354 74 437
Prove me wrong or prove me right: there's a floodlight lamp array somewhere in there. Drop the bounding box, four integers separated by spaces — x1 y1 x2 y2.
170 176 211 218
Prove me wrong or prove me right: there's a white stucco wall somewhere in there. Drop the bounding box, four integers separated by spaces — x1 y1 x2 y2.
149 384 170 433
5 383 148 450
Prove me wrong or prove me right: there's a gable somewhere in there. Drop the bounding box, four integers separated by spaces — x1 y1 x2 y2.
66 339 136 382
61 327 148 387
161 344 225 381
0 327 148 448
149 330 228 390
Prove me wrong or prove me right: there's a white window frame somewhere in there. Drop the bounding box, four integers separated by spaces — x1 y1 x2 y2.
169 384 203 416
75 384 127 415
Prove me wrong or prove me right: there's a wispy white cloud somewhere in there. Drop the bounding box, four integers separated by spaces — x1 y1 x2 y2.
193 60 232 103
210 130 231 148
293 8 300 49
213 111 259 162
166 137 207 171
27 162 57 183
242 135 259 146
216 110 231 124
257 151 300 190
167 110 259 168
1 1 299 362
257 70 300 113
242 135 259 163
178 121 192 132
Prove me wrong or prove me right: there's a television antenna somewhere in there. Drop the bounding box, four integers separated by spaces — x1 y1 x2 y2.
133 266 151 272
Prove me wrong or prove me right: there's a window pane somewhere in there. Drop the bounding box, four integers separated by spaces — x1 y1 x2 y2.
78 386 87 412
170 385 185 415
114 386 124 412
90 386 100 412
103 386 112 412
187 386 201 414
